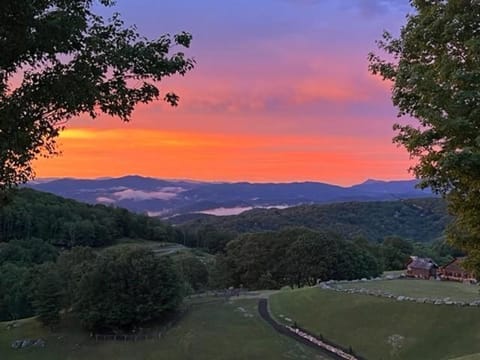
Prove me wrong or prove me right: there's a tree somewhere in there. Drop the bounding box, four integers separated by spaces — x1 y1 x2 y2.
56 246 97 307
380 236 413 271
285 232 338 287
31 264 63 328
0 263 34 321
174 255 209 292
0 0 194 189
75 246 182 331
368 0 480 268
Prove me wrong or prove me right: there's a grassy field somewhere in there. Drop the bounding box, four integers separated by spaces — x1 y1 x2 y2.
107 240 215 263
270 287 480 360
334 279 480 302
450 355 480 360
1 298 323 360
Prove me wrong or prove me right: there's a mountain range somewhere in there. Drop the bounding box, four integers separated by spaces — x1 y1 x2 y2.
27 176 434 218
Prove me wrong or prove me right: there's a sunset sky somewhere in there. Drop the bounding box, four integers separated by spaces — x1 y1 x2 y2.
34 0 415 186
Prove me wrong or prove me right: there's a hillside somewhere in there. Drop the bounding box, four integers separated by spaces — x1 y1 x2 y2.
0 297 318 360
177 198 449 243
270 286 480 360
0 189 178 247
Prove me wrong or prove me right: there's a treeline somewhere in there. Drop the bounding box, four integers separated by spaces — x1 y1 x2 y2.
176 198 449 247
0 243 187 330
209 228 463 290
0 189 178 247
212 228 382 290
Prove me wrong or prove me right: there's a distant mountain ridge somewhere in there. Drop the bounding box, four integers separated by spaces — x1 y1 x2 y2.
27 176 434 217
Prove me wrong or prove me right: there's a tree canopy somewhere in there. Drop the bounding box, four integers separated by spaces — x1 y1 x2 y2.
216 228 383 290
0 189 179 247
75 246 182 331
178 198 449 251
0 0 194 189
368 0 480 267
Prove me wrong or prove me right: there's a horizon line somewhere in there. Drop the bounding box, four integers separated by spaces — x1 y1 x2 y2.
30 174 419 187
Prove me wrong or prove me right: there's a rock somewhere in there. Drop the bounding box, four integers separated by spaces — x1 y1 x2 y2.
22 340 33 348
5 322 19 330
11 340 23 349
11 338 46 350
33 339 46 348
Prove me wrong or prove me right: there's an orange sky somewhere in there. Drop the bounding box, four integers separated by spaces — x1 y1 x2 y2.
34 127 414 186
32 0 414 186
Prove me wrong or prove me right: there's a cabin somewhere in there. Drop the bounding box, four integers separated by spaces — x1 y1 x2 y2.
406 256 438 279
439 258 476 283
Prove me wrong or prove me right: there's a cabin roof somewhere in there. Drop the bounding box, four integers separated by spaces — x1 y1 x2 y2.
441 257 469 273
408 256 438 270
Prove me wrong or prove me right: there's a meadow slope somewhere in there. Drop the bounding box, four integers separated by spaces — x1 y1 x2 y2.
270 287 480 360
1 298 322 360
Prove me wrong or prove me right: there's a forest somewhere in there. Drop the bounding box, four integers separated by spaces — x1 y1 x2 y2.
0 188 178 247
175 198 450 253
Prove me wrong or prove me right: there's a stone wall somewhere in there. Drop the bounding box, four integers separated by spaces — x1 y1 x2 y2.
318 277 480 307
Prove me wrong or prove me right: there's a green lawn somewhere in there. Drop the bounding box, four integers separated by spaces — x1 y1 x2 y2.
334 279 480 302
270 287 480 360
2 298 322 360
450 355 480 360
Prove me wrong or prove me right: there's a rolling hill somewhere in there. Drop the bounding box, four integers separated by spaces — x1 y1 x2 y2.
176 198 449 243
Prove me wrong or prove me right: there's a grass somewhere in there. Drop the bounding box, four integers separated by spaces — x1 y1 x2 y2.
334 279 480 302
107 240 215 262
270 287 480 360
450 355 480 360
1 298 323 360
